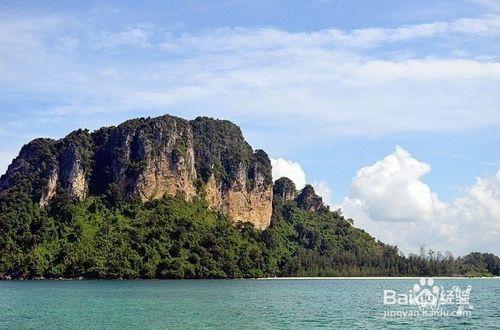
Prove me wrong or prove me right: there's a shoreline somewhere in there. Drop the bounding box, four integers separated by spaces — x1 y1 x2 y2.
1 276 499 281
258 276 500 280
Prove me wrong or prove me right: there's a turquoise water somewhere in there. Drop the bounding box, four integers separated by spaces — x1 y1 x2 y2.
0 279 498 329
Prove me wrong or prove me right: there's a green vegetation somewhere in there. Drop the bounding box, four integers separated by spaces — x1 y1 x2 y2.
1 189 498 279
0 191 269 279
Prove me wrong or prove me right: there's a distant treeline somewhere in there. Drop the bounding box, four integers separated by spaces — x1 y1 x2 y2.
0 189 499 279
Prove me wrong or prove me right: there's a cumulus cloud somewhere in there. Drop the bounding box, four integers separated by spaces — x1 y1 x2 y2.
270 158 307 189
348 146 445 222
342 147 500 255
452 171 500 231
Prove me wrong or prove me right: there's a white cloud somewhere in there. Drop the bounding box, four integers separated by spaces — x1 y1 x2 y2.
348 146 445 222
452 171 500 230
160 16 500 51
349 59 500 84
270 158 306 189
1 13 500 139
342 147 500 255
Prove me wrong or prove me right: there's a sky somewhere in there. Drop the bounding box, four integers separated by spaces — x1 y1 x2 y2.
0 0 499 255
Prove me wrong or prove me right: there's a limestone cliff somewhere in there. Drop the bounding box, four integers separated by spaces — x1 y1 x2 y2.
0 115 274 229
273 177 297 202
296 185 329 213
272 179 329 215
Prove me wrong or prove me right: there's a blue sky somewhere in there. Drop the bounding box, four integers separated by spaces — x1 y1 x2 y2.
1 0 499 255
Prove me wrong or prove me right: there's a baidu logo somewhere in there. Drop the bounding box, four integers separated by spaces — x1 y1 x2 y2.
383 278 473 318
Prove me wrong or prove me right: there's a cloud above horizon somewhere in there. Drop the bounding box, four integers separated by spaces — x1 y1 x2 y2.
270 158 307 190
347 146 446 223
272 148 499 256
342 146 500 255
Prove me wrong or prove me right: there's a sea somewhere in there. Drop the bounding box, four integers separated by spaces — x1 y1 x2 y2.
0 278 498 329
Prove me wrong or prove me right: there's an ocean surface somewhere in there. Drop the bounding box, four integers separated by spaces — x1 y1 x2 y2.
0 278 498 329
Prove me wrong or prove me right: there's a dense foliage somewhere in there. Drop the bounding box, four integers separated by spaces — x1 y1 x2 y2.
0 189 498 279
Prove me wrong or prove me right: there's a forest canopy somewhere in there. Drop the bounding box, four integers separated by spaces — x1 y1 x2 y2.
0 188 498 279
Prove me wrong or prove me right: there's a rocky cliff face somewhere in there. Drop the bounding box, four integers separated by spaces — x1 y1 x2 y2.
89 116 198 203
273 177 297 202
272 178 329 214
0 115 274 229
296 185 329 212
